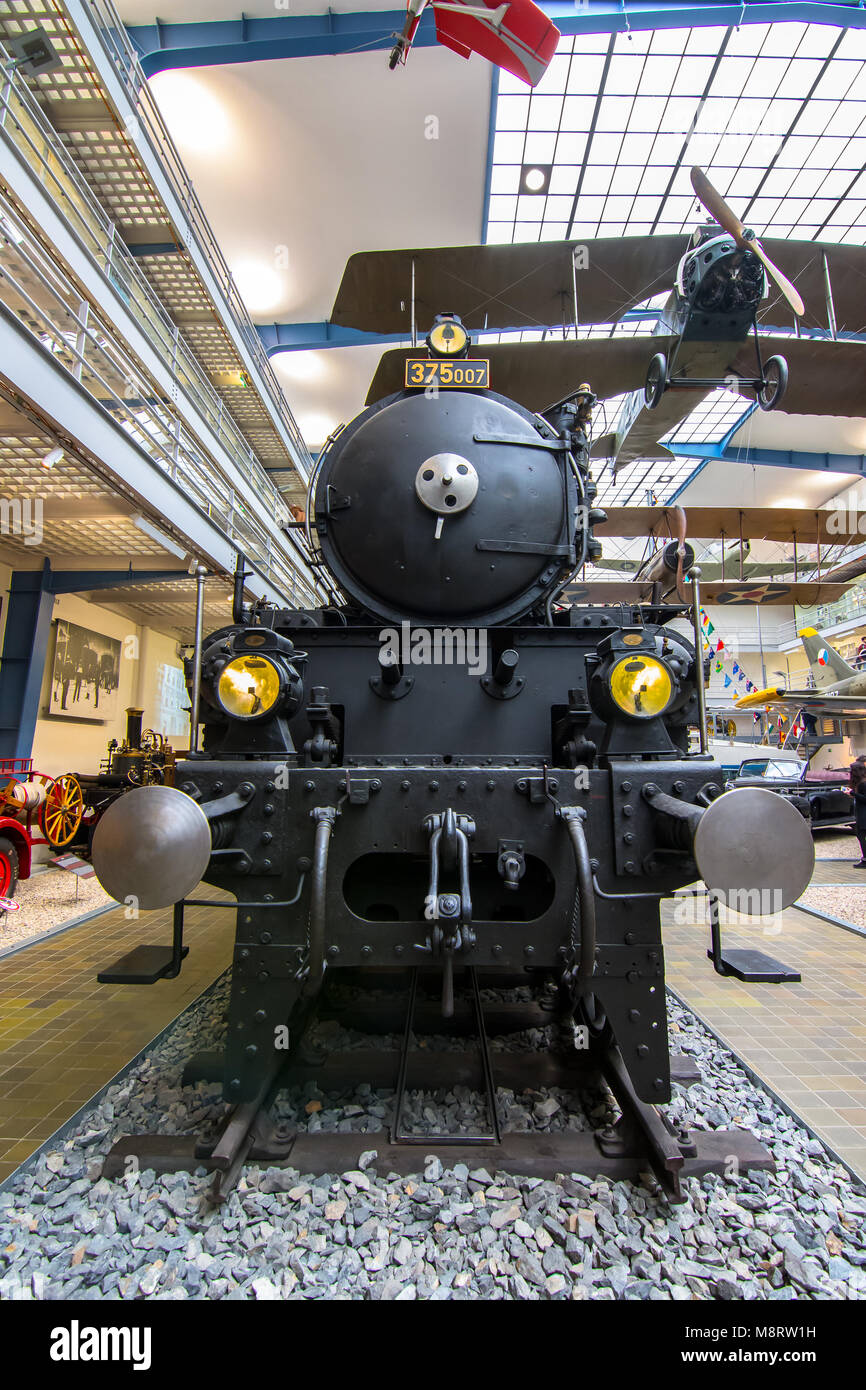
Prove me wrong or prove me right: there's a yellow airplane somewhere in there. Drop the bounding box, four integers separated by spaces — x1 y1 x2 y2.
735 628 866 717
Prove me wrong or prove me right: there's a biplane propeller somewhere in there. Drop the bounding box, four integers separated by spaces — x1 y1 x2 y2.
388 0 560 87
329 170 866 472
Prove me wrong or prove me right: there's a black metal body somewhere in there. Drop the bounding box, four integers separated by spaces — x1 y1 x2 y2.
158 381 736 1115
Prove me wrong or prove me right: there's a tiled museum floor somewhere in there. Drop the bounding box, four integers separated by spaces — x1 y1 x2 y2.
664 896 866 1183
0 866 864 1189
0 889 235 1183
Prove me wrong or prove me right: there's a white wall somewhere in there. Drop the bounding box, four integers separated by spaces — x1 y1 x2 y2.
28 593 188 778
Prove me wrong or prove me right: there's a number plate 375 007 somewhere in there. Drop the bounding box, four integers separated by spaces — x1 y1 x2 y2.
404 359 490 389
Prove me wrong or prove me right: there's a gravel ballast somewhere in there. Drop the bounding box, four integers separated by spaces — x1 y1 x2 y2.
0 977 864 1301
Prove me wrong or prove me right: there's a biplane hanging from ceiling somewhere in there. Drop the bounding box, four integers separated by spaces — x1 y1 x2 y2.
594 540 805 585
574 505 857 607
330 170 866 472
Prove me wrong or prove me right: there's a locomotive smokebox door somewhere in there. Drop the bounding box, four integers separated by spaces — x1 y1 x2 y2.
311 389 578 626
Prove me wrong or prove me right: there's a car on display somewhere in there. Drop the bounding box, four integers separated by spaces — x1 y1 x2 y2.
704 739 803 780
727 756 855 832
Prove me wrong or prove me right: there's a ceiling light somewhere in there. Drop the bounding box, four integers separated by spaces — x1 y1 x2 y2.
149 72 231 155
274 351 327 383
130 512 189 561
231 262 285 315
521 164 551 194
211 370 251 389
42 447 63 469
297 413 340 448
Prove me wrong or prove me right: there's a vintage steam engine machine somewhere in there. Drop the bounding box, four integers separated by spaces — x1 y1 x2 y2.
93 314 812 1190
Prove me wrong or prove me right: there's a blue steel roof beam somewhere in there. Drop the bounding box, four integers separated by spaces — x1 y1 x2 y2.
126 4 866 75
670 440 866 476
257 313 673 353
49 569 191 594
259 323 413 355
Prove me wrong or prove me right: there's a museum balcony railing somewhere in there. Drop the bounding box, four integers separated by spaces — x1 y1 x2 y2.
785 585 866 639
0 54 305 510
0 63 320 605
0 184 318 607
63 0 311 479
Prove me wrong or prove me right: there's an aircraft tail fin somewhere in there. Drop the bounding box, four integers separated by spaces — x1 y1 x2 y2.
433 0 560 86
798 627 855 687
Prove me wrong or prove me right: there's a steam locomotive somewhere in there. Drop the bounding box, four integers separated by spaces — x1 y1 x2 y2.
92 313 812 1116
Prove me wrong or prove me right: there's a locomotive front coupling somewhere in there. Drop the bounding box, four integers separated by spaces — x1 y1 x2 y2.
91 774 813 947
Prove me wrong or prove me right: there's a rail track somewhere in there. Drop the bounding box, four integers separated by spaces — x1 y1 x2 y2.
102 968 773 1204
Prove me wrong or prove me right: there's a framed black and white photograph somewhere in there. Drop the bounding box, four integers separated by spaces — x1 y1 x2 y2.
49 618 121 721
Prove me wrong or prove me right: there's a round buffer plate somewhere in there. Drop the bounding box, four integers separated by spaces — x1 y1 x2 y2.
693 785 814 913
91 785 212 911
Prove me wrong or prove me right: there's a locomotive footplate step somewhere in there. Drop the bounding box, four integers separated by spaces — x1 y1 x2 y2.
707 947 801 984
97 944 190 985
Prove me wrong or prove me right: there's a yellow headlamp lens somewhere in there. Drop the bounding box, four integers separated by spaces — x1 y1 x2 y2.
428 319 468 356
609 654 672 719
217 655 281 720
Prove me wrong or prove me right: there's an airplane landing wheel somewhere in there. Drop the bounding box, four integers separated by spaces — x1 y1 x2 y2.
758 354 788 411
644 352 668 410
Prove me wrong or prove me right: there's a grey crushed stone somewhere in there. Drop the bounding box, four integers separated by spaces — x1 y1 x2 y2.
0 979 863 1301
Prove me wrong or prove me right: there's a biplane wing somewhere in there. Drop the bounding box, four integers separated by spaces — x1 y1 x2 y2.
333 238 685 336
728 337 866 418
595 557 801 583
562 581 850 608
701 582 850 606
332 237 866 337
366 335 866 447
432 0 560 87
365 338 676 408
595 506 849 547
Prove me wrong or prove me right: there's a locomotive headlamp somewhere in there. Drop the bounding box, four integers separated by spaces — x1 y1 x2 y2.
216 654 283 721
608 654 674 720
426 314 470 358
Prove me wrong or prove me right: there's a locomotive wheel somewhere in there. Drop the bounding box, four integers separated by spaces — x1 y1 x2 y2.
0 836 19 898
757 354 788 411
41 773 84 849
644 352 668 410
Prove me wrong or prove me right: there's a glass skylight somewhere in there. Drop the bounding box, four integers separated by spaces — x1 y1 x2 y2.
486 19 866 504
